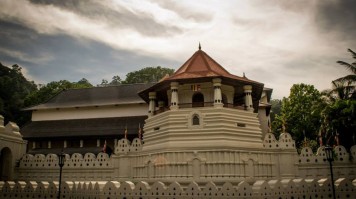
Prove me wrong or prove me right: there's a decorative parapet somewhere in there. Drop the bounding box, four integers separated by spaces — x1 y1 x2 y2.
262 132 296 149
114 138 142 154
18 152 112 169
299 145 356 164
298 145 356 179
1 178 355 198
0 115 23 141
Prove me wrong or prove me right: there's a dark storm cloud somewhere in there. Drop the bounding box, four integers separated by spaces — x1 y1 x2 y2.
28 0 183 37
0 20 180 84
314 0 356 42
0 20 53 65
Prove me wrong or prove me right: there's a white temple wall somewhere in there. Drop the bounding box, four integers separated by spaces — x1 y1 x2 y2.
14 136 356 184
2 178 356 199
0 116 27 181
257 108 269 137
32 103 148 121
143 107 265 152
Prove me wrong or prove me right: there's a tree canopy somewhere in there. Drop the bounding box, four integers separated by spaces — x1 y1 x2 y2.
122 66 174 84
24 79 93 109
271 49 356 151
0 63 37 126
272 84 322 149
98 66 174 87
1 64 174 126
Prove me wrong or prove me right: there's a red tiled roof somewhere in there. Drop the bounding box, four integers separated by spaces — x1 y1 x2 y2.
138 48 264 103
166 49 260 84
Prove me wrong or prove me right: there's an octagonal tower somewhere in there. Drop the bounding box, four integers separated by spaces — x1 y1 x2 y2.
139 46 267 152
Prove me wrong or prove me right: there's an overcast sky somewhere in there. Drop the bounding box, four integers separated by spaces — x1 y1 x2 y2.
0 0 355 99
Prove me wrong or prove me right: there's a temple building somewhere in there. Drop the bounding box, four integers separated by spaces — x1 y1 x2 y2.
21 83 154 155
21 46 272 156
1 46 355 190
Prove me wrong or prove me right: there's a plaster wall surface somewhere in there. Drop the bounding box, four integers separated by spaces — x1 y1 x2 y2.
0 116 27 180
144 106 264 152
2 178 356 199
31 103 148 121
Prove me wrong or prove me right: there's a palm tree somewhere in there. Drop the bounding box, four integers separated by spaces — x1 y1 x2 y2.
332 49 356 100
319 49 356 149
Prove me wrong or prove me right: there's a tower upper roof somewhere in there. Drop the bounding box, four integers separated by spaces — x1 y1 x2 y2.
165 48 258 84
166 49 230 79
139 47 264 103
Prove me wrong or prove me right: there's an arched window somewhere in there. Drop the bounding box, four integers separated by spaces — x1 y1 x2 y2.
192 114 200 125
0 147 12 180
192 92 204 107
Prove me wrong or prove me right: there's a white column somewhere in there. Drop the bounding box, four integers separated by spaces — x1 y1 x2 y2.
64 140 67 148
97 139 100 147
243 85 253 112
148 92 156 117
213 78 223 108
170 82 179 110
32 141 36 149
80 139 83 148
48 141 51 149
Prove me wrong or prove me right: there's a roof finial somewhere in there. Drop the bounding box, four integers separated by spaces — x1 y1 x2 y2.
198 42 201 50
243 72 246 78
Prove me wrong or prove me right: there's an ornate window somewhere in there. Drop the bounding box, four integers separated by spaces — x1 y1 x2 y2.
192 114 200 125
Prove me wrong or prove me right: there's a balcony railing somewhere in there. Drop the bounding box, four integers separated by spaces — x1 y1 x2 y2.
153 102 246 115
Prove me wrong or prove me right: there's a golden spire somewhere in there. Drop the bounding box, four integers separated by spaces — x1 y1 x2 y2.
198 42 201 50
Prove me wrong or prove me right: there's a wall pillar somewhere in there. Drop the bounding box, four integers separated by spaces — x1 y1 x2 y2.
213 78 223 108
97 139 100 147
48 141 51 149
170 82 179 110
32 141 36 149
243 85 253 112
80 140 83 148
148 92 156 117
64 140 67 148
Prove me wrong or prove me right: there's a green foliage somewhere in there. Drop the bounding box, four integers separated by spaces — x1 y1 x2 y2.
320 99 356 149
273 84 322 149
98 66 174 86
24 79 93 108
98 76 122 87
76 78 93 88
332 48 356 99
270 99 282 123
122 66 174 84
0 63 37 126
110 75 122 85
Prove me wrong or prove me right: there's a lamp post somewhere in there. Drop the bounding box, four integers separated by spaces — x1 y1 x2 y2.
57 152 65 199
325 146 336 199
